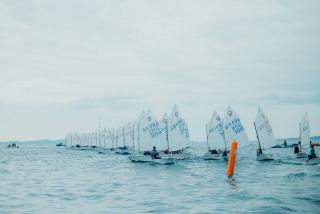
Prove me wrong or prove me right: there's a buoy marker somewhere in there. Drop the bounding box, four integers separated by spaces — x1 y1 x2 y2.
227 140 238 178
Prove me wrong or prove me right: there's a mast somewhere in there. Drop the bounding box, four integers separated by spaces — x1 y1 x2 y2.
222 130 227 152
165 119 169 151
95 131 98 147
123 127 126 147
116 131 118 148
98 117 101 147
112 132 114 149
299 122 302 151
103 130 106 148
206 124 209 151
132 124 135 154
137 123 141 153
254 122 262 151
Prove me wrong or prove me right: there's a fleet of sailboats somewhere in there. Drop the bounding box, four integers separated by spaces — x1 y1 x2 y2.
64 105 318 164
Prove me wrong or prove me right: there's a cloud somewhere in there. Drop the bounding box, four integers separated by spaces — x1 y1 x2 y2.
0 0 319 140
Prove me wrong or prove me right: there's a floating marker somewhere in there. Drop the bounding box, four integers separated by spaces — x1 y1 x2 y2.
227 140 238 178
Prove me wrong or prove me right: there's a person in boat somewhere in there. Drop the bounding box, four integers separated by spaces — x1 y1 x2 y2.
308 145 317 159
294 144 300 154
283 140 287 147
257 148 263 155
210 149 218 154
222 149 227 157
150 146 160 159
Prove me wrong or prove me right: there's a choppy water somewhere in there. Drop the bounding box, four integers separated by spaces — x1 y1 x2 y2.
0 139 319 214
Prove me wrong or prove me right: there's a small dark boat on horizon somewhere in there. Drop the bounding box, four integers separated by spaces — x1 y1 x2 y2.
7 143 19 148
56 142 66 147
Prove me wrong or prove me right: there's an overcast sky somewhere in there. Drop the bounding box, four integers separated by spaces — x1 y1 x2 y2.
0 0 319 141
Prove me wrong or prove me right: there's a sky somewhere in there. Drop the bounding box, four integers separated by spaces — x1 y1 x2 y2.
0 0 319 141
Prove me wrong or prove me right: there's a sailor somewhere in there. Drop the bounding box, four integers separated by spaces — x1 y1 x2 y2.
294 144 300 153
222 149 227 157
308 145 317 159
257 148 262 155
151 146 160 159
210 149 218 154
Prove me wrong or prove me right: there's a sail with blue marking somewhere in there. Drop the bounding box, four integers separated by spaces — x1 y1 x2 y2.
167 105 190 151
300 112 310 146
254 107 276 147
223 106 249 145
139 110 166 152
206 111 226 151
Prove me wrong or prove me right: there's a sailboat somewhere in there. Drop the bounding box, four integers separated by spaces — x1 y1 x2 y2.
114 126 131 155
294 112 310 158
203 111 227 160
161 105 191 160
129 110 174 165
104 129 114 150
254 107 274 161
295 112 309 158
223 106 250 146
132 110 146 155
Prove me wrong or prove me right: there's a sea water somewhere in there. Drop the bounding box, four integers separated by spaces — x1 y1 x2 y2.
0 138 319 214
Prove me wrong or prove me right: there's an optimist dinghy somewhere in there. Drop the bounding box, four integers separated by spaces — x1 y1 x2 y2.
223 106 250 151
295 112 309 158
161 105 191 160
254 108 274 161
203 111 227 160
129 110 174 165
114 126 131 155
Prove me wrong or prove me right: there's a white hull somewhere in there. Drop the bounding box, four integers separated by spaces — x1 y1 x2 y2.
203 152 223 160
306 157 320 165
295 152 308 158
129 154 152 162
114 147 131 155
256 153 274 161
168 152 191 160
129 155 174 165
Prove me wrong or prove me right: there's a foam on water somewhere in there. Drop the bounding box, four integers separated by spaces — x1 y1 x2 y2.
0 139 319 213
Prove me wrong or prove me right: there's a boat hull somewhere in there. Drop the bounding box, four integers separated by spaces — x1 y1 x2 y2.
153 157 174 165
169 152 191 160
306 157 320 165
129 155 174 165
129 155 152 162
256 153 274 161
295 152 308 158
203 153 223 160
114 148 131 155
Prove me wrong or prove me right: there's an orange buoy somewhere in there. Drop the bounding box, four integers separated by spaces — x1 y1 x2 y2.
227 140 238 178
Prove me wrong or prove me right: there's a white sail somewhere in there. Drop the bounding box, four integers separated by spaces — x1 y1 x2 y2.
300 112 310 146
139 110 166 152
133 110 146 153
105 129 114 149
73 132 80 146
125 122 134 148
116 126 125 147
66 133 73 147
84 133 91 147
167 105 190 151
223 106 249 145
91 132 98 147
254 107 276 147
206 111 226 150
